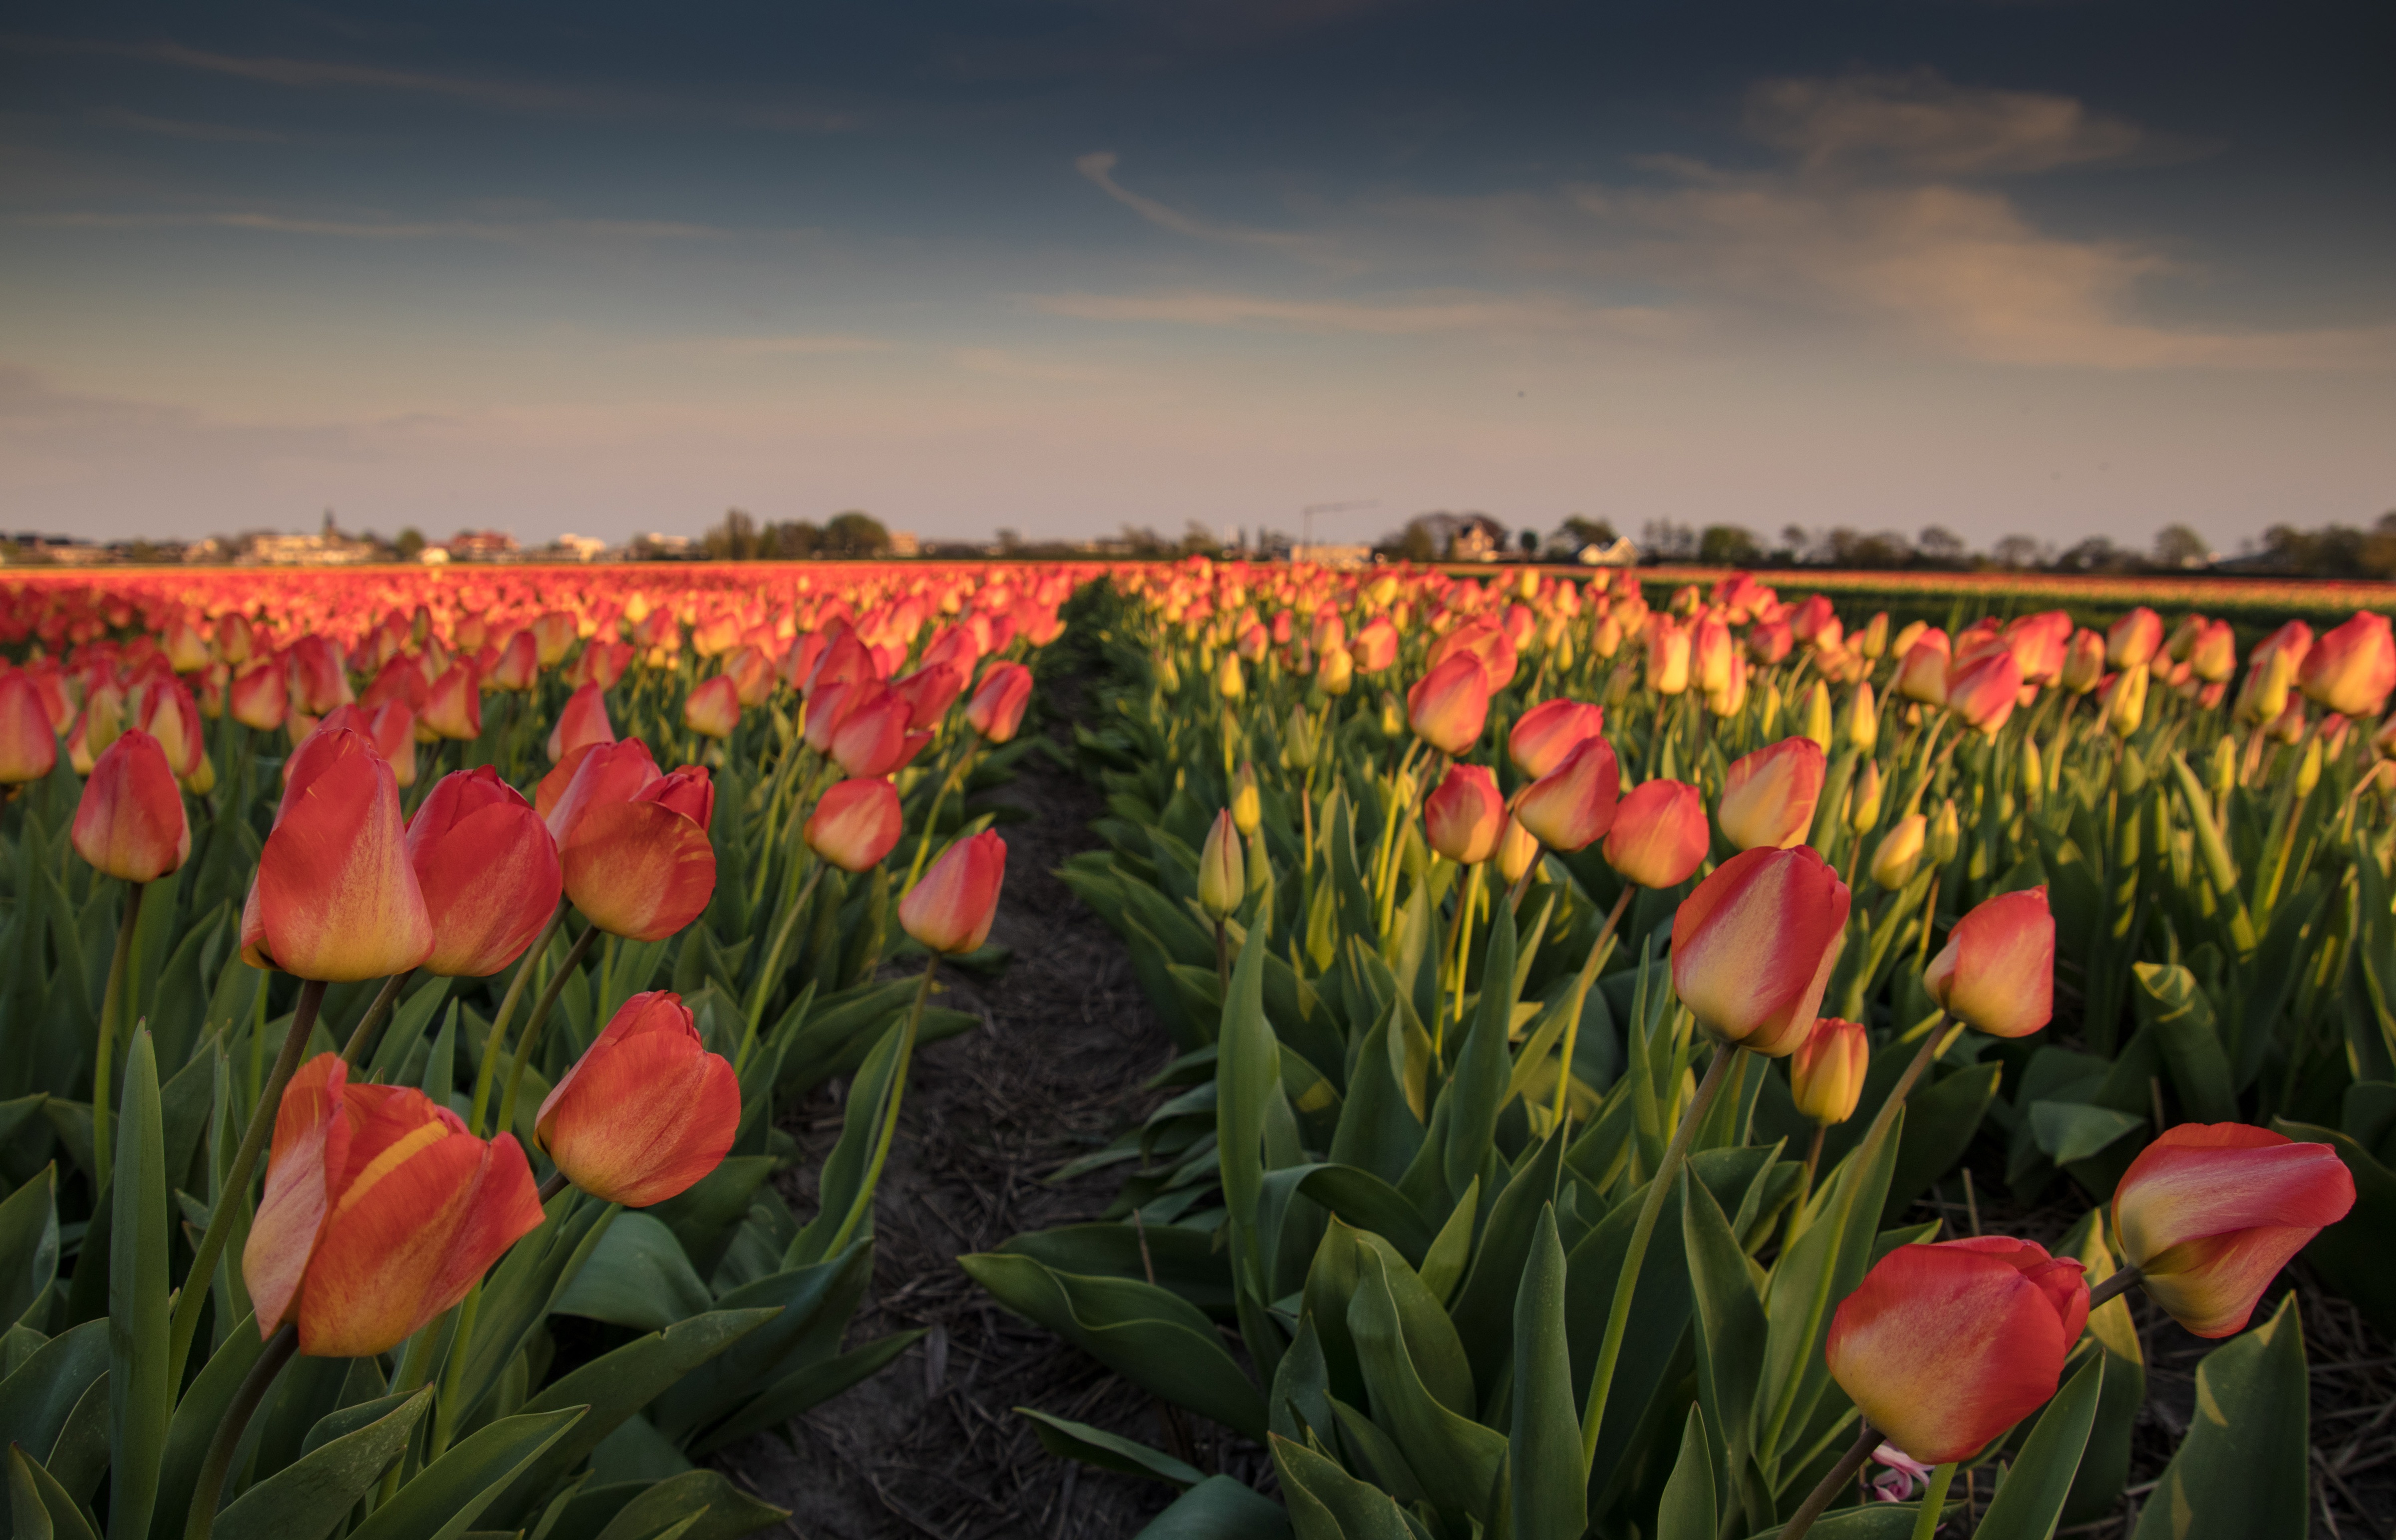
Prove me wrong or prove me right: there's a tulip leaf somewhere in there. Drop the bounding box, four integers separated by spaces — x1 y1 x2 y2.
1345 1246 1506 1522
0 1318 107 1461
1882 1061 2003 1224
455 1189 618 1426
1511 1205 1585 1540
210 1387 433 1540
1972 1351 2103 1540
1451 1129 1566 1391
2060 1211 2146 1525
787 1016 908 1269
1019 1408 1206 1488
0 1164 58 1336
553 1212 714 1331
1654 1406 1715 1540
147 1309 270 1540
367 978 453 1083
995 1223 1236 1319
2274 1117 2396 1337
1270 1432 1426 1540
108 1030 170 1540
648 1246 875 1444
2130 1293 2309 1540
2027 1101 2143 1167
1129 1474 1293 1540
1683 1167 1765 1518
346 1404 584 1540
683 1326 924 1456
2132 963 2238 1122
1440 893 1516 1201
554 1469 787 1540
7 1444 97 1540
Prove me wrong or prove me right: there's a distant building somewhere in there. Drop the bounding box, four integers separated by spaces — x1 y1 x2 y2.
553 533 607 562
241 531 372 566
1448 515 1505 563
887 530 920 557
417 546 451 564
1576 536 1641 567
1289 542 1374 568
446 529 519 561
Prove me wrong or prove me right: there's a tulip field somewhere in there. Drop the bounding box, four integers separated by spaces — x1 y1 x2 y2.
0 559 2392 1539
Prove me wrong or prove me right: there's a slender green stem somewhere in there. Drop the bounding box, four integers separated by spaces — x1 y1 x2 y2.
1909 1461 1958 1540
167 977 328 1389
1579 1040 1739 1472
904 742 982 889
185 1322 299 1540
1552 884 1634 1124
466 904 565 1136
2086 1264 2143 1313
426 1283 483 1464
742 859 826 1053
94 879 146 1192
493 922 602 1140
1778 1422 1881 1540
538 1169 571 1205
339 970 413 1065
1436 863 1481 1060
376 1312 450 1507
822 959 935 1258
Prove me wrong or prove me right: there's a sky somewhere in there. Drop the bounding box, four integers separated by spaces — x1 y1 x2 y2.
3 1 2392 554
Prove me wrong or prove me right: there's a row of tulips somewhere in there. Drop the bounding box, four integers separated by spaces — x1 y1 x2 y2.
974 563 2387 1540
0 563 1072 1540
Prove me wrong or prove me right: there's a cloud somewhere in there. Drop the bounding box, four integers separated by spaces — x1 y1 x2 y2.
16 210 736 243
1744 69 2148 177
952 347 1121 383
87 109 283 142
702 335 892 356
1033 287 1680 340
1075 151 1342 264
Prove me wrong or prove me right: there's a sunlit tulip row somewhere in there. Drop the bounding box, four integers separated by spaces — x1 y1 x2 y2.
992 557 2383 1540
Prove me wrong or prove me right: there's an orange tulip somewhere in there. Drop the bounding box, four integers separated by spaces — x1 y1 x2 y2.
406 767 564 977
530 610 577 667
2111 1123 2355 1337
489 629 540 692
1945 650 2022 734
804 776 904 872
1602 778 1709 889
684 674 742 740
560 764 717 942
1407 655 1490 755
2189 620 2237 685
1513 735 1620 853
1790 1017 1869 1126
830 683 929 776
1352 616 1399 673
1496 815 1540 885
2060 628 2106 694
1826 1238 2088 1464
542 737 661 839
965 662 1033 743
215 612 256 665
1645 616 1691 696
229 661 289 732
422 662 482 741
1424 764 1505 864
1428 619 1517 693
0 671 58 785
1924 887 2053 1038
1748 618 1793 665
892 660 969 729
71 729 190 882
900 829 1007 953
2300 611 2396 718
1507 699 1605 778
1692 613 1735 697
547 683 615 762
1718 737 1825 851
244 1054 544 1357
133 675 205 780
285 635 352 716
1893 632 1951 706
536 992 738 1207
241 727 434 981
2005 611 2072 685
2107 607 2163 669
1670 845 1850 1055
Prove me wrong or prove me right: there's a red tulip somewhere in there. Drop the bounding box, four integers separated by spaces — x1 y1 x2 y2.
547 683 615 763
1352 617 1399 673
244 1054 544 1357
1924 887 2053 1038
1748 618 1794 665
900 830 1006 953
1894 632 1951 706
1602 778 1709 889
1717 737 1825 851
1945 650 2022 734
536 992 738 1207
1645 616 1691 696
489 629 540 692
285 635 352 717
2107 607 2163 670
684 674 741 740
2005 611 2073 685
1513 735 1620 853
1407 655 1491 755
134 676 205 780
1424 763 1505 864
830 684 929 776
1670 845 1850 1055
241 728 434 981
2189 620 2237 685
805 777 904 871
892 660 969 729
71 729 190 882
422 662 482 741
215 613 256 666
1791 1017 1869 1126
560 763 717 942
804 631 878 698
0 671 56 784
1427 619 1517 692
1826 1238 2088 1464
406 767 565 977
230 661 289 732
2301 611 2396 718
542 738 661 840
1508 699 1605 778
965 662 1033 744
2111 1123 2356 1337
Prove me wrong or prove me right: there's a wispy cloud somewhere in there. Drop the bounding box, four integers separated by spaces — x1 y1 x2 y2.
1743 69 2149 177
16 210 736 243
1075 151 1345 266
953 347 1121 382
1033 287 1680 340
700 335 892 356
87 109 283 143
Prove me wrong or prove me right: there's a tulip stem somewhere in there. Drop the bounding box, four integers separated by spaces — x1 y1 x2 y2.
1909 1461 1958 1540
1579 1040 1738 1475
904 742 983 890
822 958 935 1259
168 977 328 1391
427 1283 484 1464
1437 863 1482 1061
742 860 826 1060
339 970 414 1065
1551 884 1634 1126
1777 1421 1881 1540
2085 1264 2143 1313
468 905 566 1136
494 922 602 1141
94 879 146 1193
538 1169 571 1204
185 1322 300 1540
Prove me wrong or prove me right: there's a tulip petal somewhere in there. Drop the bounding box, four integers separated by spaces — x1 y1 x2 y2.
244 1054 352 1336
561 801 717 942
538 1031 739 1206
413 800 565 977
299 1121 488 1357
256 748 435 982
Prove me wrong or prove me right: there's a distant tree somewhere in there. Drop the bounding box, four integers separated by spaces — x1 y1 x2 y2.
1916 526 1968 565
1698 524 1762 565
1556 515 1617 554
1991 534 2043 569
703 509 762 561
995 527 1022 554
394 527 426 562
1821 527 1910 568
1778 524 1810 560
819 511 889 558
2152 524 2210 569
1379 517 1440 563
766 520 823 558
1519 528 1541 556
1640 520 1698 560
2053 536 2134 573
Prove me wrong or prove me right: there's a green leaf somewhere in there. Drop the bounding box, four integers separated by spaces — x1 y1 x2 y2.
577 1470 787 1540
211 1388 433 1540
2027 1101 2143 1167
1019 1408 1205 1488
1345 1246 1505 1522
1271 1434 1423 1540
647 1248 874 1446
0 1318 104 1459
1132 1475 1292 1540
148 1311 269 1540
1974 1353 2103 1540
1510 1205 1583 1540
2131 1294 2309 1540
1654 1406 1715 1540
1683 1166 1765 1516
996 1224 1235 1319
7 1444 98 1540
683 1328 924 1456
2132 964 2238 1122
108 1030 170 1540
346 1406 584 1540
553 1213 714 1331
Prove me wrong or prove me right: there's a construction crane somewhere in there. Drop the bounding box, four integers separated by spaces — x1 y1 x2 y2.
1299 500 1378 558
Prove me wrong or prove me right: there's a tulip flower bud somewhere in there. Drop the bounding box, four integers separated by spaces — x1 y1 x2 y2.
1508 698 1606 779
1154 654 1182 695
246 1055 544 1357
1791 1017 1869 1125
2056 629 2104 695
1888 620 1926 661
966 663 1034 744
0 672 58 785
805 777 904 872
1602 778 1708 889
538 992 739 1207
1407 656 1492 756
240 728 433 980
1376 691 1406 738
72 729 190 883
1717 736 1826 851
1871 813 1926 890
2102 663 2149 737
422 662 482 741
1826 1238 2089 1464
2189 621 2236 684
1858 612 1890 660
1799 682 1833 753
1197 809 1245 918
407 767 565 978
1316 644 1355 697
1497 816 1540 886
1894 636 1951 707
900 829 1007 953
1693 615 1734 698
2107 607 2163 670
1353 617 1400 674
1229 762 1262 836
1281 706 1320 772
1424 764 1504 865
2300 611 2396 718
559 758 718 944
1514 735 1621 853
1671 846 1851 1055
1646 618 1692 697
2110 1123 2355 1337
1924 887 2053 1038
1215 652 1245 702
2295 736 2324 798
1845 683 1878 752
1848 759 1883 832
2210 733 2239 803
1947 651 2022 735
1928 798 1961 864
684 675 741 740
831 686 931 778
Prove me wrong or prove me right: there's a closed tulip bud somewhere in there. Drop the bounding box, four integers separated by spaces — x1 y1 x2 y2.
1693 615 1734 697
245 1055 544 1357
2296 735 2324 798
2238 648 2298 727
1215 652 1245 702
1894 636 1951 706
1888 619 1927 660
1316 644 1355 696
1845 683 1878 752
1748 618 1792 666
1718 736 1826 851
1871 813 1926 890
901 829 1007 953
966 663 1034 743
241 728 433 980
1671 846 1851 1055
1859 611 1890 660
1155 653 1182 694
1826 1238 2089 1465
1408 655 1492 755
1378 691 1406 738
1281 706 1320 772
537 992 739 1207
826 685 926 778
1928 798 1961 864
684 674 742 740
2056 629 2104 694
1353 617 1400 673
805 777 904 871
1230 762 1262 836
559 759 717 943
1497 816 1540 885
1509 698 1606 778
1791 1017 1870 1125
1424 764 1505 864
2107 607 2163 669
72 729 190 882
890 660 967 729
1514 735 1621 853
1799 681 1833 752
2190 620 2237 684
2101 663 2149 736
1849 759 1883 831
0 672 58 784
286 635 353 716
1593 612 1624 660
547 684 615 763
216 612 256 665
2300 611 2396 718
1197 809 1244 918
229 661 289 732
1947 651 2022 735
422 663 482 741
1924 887 2053 1038
2110 1123 2355 1337
490 630 540 692
406 767 564 977
1646 617 1692 696
1603 778 1708 889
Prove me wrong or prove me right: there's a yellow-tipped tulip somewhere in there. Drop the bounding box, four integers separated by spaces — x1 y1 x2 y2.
1198 809 1244 919
1848 759 1882 832
1929 798 1961 864
1215 652 1244 701
1871 813 1926 890
1801 681 1833 753
1230 762 1262 836
1845 683 1878 752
